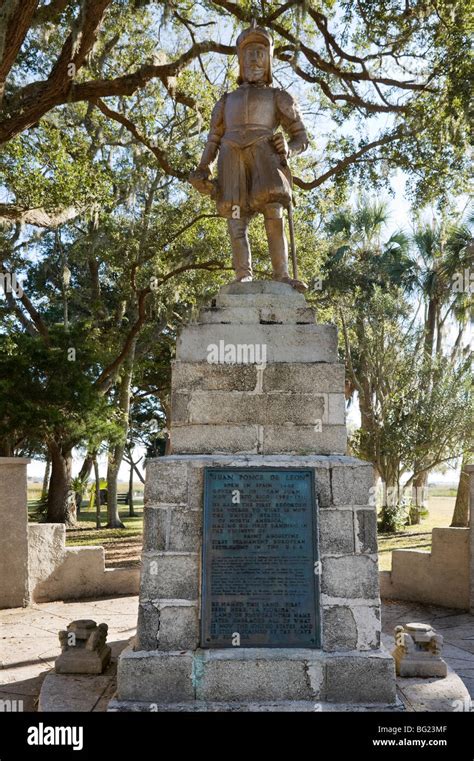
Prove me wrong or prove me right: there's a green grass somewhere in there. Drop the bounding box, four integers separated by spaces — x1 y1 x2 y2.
377 495 456 571
65 505 144 546
428 487 457 497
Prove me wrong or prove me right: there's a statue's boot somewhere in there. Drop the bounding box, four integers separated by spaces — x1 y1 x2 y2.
227 218 252 281
264 212 308 293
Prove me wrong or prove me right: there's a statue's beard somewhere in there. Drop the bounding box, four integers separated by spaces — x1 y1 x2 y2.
244 67 266 83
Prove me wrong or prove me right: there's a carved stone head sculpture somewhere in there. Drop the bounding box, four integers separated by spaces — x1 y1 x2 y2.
236 24 273 85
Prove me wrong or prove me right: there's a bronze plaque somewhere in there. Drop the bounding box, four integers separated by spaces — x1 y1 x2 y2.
201 467 320 648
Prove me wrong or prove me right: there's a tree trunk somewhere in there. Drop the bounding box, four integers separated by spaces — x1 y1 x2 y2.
94 457 101 529
75 453 94 514
128 455 135 517
424 297 437 361
106 445 125 528
409 471 429 525
105 340 136 528
451 458 471 527
41 456 51 500
0 439 13 456
46 441 75 524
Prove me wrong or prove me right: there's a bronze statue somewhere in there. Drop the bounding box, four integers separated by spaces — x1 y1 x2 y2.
189 24 309 292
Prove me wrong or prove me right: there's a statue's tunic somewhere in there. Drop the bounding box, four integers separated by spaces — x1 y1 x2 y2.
206 83 308 218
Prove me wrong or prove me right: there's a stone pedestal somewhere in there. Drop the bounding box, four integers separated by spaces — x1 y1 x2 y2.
55 619 111 675
112 282 397 710
0 457 30 608
392 623 447 678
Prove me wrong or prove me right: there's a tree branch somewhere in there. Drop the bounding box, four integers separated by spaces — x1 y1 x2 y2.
0 261 50 342
0 203 83 227
0 0 112 143
31 0 70 26
293 129 406 190
95 259 226 390
0 0 39 107
91 98 186 179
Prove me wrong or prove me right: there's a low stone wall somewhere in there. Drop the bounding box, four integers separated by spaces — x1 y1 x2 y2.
28 523 139 603
0 458 30 608
380 527 470 609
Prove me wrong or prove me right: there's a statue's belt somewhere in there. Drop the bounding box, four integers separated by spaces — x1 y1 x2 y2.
221 130 275 150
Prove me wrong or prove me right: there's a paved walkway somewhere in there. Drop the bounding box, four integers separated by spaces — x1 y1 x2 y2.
0 596 138 711
0 596 472 711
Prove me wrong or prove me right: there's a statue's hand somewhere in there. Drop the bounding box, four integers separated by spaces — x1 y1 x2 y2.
272 132 289 162
189 167 217 197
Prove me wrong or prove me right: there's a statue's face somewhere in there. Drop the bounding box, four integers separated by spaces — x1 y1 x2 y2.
242 43 269 83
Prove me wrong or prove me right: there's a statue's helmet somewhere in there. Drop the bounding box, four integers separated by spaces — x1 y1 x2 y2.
236 24 274 85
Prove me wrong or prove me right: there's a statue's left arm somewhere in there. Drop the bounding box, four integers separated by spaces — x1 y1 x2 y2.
275 90 309 158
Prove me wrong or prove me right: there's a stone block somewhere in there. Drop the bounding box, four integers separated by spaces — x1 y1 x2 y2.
176 324 338 364
352 606 381 650
195 649 323 702
136 601 160 650
144 459 188 504
314 466 331 508
143 503 201 553
158 604 200 651
259 306 315 324
169 508 201 552
171 391 189 422
198 307 260 324
219 281 302 297
181 391 327 426
331 464 374 506
140 552 199 600
136 601 199 652
322 555 379 599
117 648 194 702
187 463 204 509
142 506 167 551
262 425 347 455
326 652 396 703
322 606 357 652
171 425 259 454
328 394 346 425
355 509 378 554
172 361 259 392
216 280 306 307
262 363 345 394
319 510 354 554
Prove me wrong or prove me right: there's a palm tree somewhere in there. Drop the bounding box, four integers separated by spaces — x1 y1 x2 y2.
407 213 473 522
323 199 412 520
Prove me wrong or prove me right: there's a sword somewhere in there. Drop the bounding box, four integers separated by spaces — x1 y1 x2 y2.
276 135 298 281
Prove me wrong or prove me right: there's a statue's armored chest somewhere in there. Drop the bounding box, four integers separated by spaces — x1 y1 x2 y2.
224 87 277 130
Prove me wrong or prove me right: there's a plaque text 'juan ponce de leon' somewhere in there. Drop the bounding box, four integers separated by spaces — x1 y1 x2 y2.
201 468 320 648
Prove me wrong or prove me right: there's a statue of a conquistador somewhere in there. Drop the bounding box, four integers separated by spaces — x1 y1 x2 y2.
190 24 309 292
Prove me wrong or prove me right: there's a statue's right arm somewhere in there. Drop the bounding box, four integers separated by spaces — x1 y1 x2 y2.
195 95 226 177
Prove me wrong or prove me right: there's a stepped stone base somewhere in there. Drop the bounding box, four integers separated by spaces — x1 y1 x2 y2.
170 281 347 456
109 699 403 712
113 282 397 711
114 647 397 706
